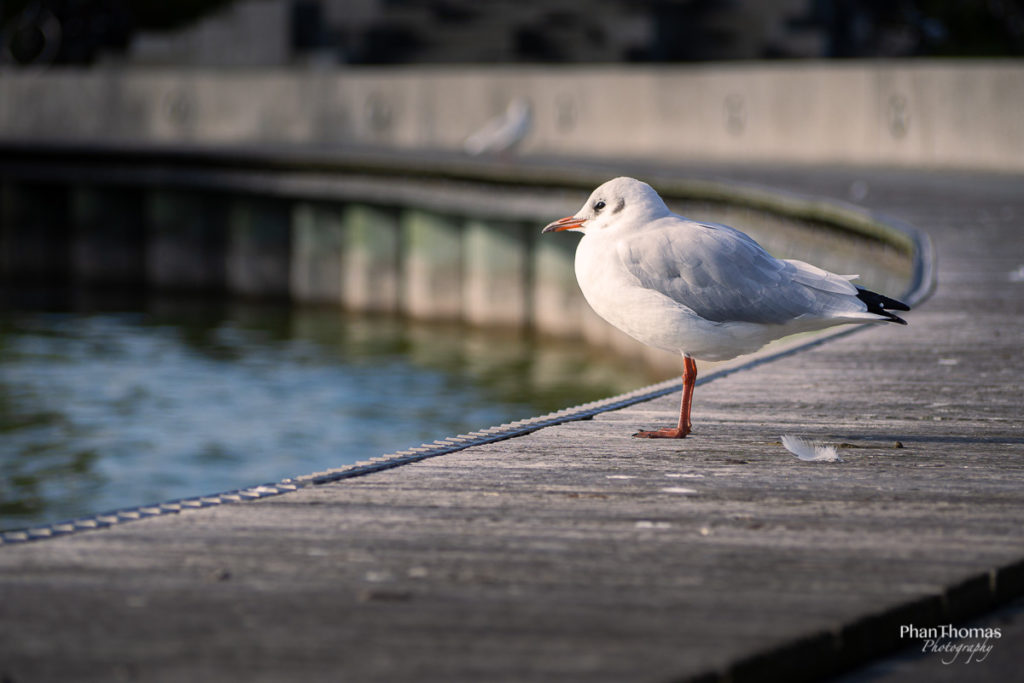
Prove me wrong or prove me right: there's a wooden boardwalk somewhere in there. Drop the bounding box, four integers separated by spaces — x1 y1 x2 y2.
1 163 1022 682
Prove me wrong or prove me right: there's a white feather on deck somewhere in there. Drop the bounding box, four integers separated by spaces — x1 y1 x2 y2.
782 434 842 462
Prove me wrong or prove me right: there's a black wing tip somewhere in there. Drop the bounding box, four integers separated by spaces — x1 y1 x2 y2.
856 287 910 324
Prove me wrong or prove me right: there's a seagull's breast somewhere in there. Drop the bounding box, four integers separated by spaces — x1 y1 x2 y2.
574 232 706 355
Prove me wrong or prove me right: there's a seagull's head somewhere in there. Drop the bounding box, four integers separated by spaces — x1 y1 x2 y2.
542 177 670 236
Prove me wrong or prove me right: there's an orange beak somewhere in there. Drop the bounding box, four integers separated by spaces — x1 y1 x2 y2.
542 216 586 233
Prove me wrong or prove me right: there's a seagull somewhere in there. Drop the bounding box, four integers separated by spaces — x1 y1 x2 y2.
464 99 532 156
542 177 909 439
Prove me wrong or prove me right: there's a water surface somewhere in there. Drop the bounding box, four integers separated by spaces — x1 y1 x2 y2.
0 295 655 531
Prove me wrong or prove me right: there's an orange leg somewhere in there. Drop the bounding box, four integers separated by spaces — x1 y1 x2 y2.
634 356 697 439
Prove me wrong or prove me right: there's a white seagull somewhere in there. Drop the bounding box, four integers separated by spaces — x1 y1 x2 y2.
464 99 532 156
542 177 909 439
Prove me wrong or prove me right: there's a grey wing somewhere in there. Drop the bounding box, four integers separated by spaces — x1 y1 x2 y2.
617 219 862 325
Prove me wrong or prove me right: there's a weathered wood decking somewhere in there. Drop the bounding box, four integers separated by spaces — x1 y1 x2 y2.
1 163 1022 682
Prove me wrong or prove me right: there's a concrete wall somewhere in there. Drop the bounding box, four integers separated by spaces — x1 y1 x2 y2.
1 62 1022 171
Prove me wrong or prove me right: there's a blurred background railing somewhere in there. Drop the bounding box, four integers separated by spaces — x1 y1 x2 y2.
2 0 1022 171
1 62 1022 171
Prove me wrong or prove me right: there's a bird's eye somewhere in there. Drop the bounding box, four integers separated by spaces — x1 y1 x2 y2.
594 200 606 211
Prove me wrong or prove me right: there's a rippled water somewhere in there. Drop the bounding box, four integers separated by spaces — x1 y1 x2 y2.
0 296 655 531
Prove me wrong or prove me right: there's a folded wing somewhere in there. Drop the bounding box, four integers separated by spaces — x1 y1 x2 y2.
617 218 868 325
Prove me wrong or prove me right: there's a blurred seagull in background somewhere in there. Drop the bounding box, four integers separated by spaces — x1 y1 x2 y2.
464 98 532 156
543 177 909 439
